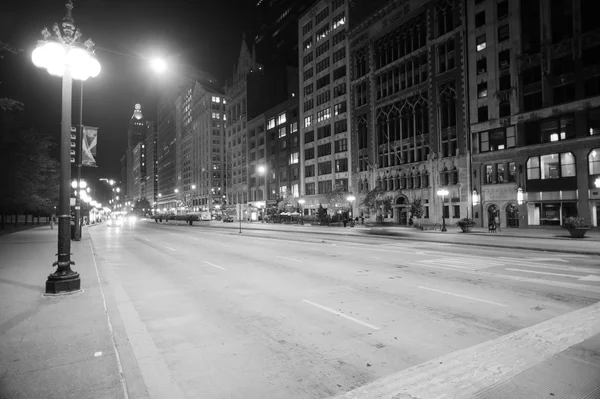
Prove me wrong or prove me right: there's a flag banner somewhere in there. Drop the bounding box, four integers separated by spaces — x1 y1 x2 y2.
82 126 98 167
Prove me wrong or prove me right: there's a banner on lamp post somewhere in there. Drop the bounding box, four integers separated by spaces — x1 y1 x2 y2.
82 126 98 167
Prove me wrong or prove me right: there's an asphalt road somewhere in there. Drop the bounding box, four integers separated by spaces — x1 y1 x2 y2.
89 220 600 399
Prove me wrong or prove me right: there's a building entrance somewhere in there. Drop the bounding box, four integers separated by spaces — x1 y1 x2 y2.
506 203 519 227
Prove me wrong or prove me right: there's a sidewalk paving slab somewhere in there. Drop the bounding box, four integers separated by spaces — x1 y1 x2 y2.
0 226 125 399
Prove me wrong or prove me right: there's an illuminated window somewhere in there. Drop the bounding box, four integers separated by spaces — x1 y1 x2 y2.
476 34 486 51
333 12 346 29
267 118 276 129
279 127 287 138
277 112 287 125
211 96 221 103
317 108 331 123
304 115 314 128
290 122 298 133
289 152 299 164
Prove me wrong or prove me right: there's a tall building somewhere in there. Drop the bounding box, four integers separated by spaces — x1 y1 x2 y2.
225 38 263 206
190 82 226 212
125 104 148 202
299 0 353 214
131 141 143 201
156 89 178 211
144 120 158 209
467 0 600 228
348 0 470 225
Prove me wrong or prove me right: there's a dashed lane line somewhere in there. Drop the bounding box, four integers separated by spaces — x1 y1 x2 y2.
204 261 225 270
302 300 380 331
417 285 507 307
276 255 302 263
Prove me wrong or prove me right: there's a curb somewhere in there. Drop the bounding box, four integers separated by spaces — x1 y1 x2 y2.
145 220 600 256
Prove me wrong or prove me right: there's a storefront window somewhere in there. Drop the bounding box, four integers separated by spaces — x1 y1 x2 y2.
528 152 576 179
541 203 561 225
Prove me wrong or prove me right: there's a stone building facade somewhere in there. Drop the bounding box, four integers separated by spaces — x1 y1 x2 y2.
348 0 470 226
467 0 600 228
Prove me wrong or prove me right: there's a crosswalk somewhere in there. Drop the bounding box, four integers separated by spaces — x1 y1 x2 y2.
417 255 600 283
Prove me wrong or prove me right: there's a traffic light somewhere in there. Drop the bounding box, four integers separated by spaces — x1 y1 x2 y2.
70 126 77 164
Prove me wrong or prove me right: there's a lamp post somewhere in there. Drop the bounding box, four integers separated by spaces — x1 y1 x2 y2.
437 189 449 232
298 199 305 225
258 165 267 223
346 195 356 221
32 0 100 295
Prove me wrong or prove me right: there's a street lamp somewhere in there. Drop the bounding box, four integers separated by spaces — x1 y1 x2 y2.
32 0 100 294
257 165 267 223
346 195 356 220
437 189 449 232
298 199 305 225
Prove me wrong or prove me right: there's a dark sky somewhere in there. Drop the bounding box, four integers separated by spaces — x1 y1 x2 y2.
1 0 257 187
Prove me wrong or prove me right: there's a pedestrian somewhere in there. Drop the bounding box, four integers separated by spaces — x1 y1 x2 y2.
361 216 364 225
50 213 55 229
343 218 347 228
494 215 501 231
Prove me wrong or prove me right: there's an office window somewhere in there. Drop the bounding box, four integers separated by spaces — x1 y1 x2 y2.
499 101 511 117
303 38 313 50
315 7 329 26
267 118 275 129
475 11 486 28
335 158 348 172
438 39 455 73
478 106 488 122
305 147 315 160
318 161 332 175
316 58 330 74
333 66 346 80
316 25 330 42
290 122 298 133
289 152 299 165
304 115 314 128
279 127 287 138
316 41 330 58
280 140 287 149
277 113 286 125
453 205 460 219
304 83 314 96
318 180 333 194
477 82 488 98
333 47 346 63
589 108 600 135
316 74 331 89
304 99 314 112
485 164 493 183
499 50 510 69
317 108 331 123
334 119 347 134
334 101 347 115
303 52 314 66
477 58 487 74
305 164 315 177
497 163 505 182
335 138 347 152
302 21 313 36
303 68 314 81
333 12 346 30
498 24 509 42
333 83 346 97
497 0 509 20
476 34 487 51
317 125 331 139
499 74 511 91
541 114 575 143
508 162 516 182
211 96 221 103
332 0 345 12
333 30 346 46
305 182 316 195
305 130 315 143
317 143 332 157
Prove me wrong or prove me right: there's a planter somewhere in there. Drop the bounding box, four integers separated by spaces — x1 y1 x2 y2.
458 224 474 233
567 228 589 238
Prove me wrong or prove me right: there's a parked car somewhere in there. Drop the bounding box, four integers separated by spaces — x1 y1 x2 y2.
223 216 234 222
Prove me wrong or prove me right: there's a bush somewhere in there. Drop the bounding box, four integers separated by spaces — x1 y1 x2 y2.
561 217 591 230
456 218 475 227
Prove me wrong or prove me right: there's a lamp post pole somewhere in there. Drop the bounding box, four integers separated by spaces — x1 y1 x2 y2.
32 0 101 294
298 199 305 225
437 189 449 232
74 81 83 241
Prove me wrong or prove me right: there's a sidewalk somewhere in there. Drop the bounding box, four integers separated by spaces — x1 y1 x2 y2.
0 226 126 399
167 219 600 256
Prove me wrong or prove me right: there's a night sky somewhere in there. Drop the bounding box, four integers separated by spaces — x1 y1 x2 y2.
1 0 257 187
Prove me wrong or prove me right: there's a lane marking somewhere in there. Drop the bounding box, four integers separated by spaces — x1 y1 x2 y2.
204 261 225 270
164 246 175 251
417 285 507 307
88 241 129 399
506 268 600 281
524 257 569 263
276 255 302 263
329 301 600 399
94 351 103 357
302 300 380 330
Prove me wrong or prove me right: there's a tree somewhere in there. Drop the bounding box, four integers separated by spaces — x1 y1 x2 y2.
0 124 60 225
410 198 425 227
276 191 296 213
316 204 328 225
133 198 151 216
325 183 350 213
360 188 392 218
1 41 24 112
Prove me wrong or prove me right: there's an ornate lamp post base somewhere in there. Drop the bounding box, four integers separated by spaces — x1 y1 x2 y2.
45 270 81 295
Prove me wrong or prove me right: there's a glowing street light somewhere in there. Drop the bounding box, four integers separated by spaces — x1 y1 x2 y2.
437 189 449 232
150 57 167 74
32 0 101 294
